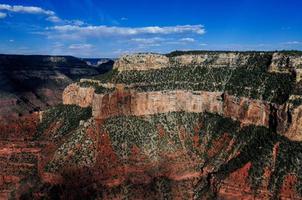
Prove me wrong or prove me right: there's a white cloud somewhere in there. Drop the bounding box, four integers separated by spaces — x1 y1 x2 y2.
131 37 165 43
179 37 195 42
130 37 168 48
0 3 87 27
69 44 93 50
0 12 6 19
69 20 85 26
0 4 55 15
48 24 205 39
46 16 61 23
47 17 85 26
0 4 62 23
283 41 301 45
9 39 14 42
0 4 207 57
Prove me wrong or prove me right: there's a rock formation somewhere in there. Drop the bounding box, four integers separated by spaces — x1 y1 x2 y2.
2 51 302 199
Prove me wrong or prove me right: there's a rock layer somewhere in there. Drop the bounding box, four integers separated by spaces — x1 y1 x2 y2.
64 83 299 141
4 51 302 199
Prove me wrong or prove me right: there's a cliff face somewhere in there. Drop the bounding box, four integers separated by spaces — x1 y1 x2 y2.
63 52 302 142
64 87 272 128
4 51 302 199
113 53 170 71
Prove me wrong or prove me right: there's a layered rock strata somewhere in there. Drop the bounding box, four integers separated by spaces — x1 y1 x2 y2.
63 53 302 142
8 51 302 199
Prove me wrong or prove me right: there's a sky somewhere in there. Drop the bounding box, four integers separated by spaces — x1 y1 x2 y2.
0 0 301 58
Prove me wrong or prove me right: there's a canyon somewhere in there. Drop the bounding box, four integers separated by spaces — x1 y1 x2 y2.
0 55 113 199
0 55 112 122
1 51 302 199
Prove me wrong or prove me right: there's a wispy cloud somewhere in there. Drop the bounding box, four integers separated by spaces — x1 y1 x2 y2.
0 3 62 23
130 37 198 46
131 37 165 44
68 20 85 26
0 4 55 15
0 12 6 19
69 43 93 50
179 37 195 42
283 41 301 45
0 3 86 26
47 24 205 40
46 16 61 23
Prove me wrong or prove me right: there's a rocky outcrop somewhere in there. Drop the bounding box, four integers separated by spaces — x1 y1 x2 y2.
91 90 223 118
62 83 95 108
90 89 274 128
285 105 302 141
269 52 302 88
113 53 170 71
269 52 302 73
170 52 252 67
63 84 291 138
113 52 261 72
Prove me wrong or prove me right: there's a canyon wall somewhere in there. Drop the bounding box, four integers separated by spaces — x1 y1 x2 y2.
63 51 302 142
4 51 302 199
63 85 273 128
60 52 302 199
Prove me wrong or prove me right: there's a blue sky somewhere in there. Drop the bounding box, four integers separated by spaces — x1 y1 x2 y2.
0 0 301 57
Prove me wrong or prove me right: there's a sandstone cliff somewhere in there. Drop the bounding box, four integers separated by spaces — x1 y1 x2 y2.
63 52 302 142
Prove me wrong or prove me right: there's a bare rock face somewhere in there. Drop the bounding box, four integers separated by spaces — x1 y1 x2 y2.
113 53 170 71
63 87 274 129
63 83 95 107
223 94 271 127
286 105 302 141
103 90 273 127
91 90 224 119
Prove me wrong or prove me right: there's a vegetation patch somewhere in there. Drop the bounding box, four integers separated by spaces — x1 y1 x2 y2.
102 111 302 198
165 50 302 57
110 65 293 104
45 122 95 173
89 53 295 104
92 68 118 83
37 104 92 140
79 81 115 94
288 96 302 108
103 116 159 159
